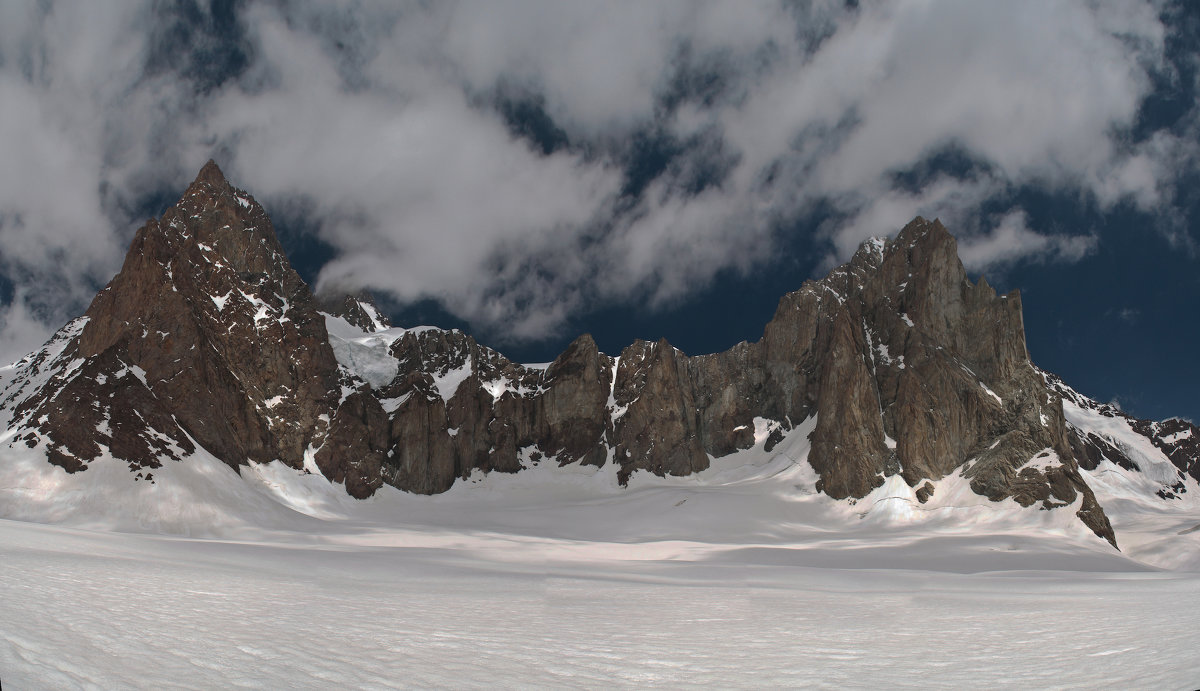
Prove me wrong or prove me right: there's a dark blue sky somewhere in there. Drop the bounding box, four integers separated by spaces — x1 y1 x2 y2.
0 1 1196 424
281 183 1200 423
374 2 1199 424
376 212 1200 424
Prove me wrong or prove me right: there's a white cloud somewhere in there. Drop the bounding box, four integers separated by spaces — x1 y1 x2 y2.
957 211 1097 271
197 5 623 336
0 2 151 339
1113 307 1141 324
711 0 1173 270
0 0 1191 351
0 291 54 367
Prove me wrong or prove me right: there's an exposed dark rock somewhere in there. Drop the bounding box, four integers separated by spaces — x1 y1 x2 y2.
808 307 888 499
318 291 390 333
4 163 1174 550
689 341 762 457
537 334 611 467
1045 370 1199 490
314 389 386 498
382 379 457 494
610 339 709 484
1132 417 1200 483
1068 428 1138 473
72 160 341 473
915 482 935 504
12 342 196 473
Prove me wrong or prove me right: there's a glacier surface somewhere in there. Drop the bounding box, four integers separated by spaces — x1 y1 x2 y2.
1 418 1199 688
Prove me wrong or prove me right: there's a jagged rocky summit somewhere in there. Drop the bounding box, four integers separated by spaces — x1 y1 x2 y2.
3 161 1198 548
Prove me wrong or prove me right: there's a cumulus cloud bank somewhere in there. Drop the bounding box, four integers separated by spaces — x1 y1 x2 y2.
0 0 1194 361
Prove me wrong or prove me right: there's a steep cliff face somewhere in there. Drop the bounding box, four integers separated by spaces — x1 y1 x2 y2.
8 162 1197 547
665 218 1114 544
1 163 333 477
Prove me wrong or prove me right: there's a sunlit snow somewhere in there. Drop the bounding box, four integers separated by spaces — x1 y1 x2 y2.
3 320 1200 687
210 291 232 311
980 381 1003 405
322 314 409 389
431 363 472 402
1 413 1199 687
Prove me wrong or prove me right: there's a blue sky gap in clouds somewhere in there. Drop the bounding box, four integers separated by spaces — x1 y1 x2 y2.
0 0 1196 422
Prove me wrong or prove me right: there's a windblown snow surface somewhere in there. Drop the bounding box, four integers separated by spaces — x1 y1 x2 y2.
3 334 1200 688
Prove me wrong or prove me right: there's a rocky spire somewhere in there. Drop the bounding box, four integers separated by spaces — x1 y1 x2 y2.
737 216 1115 543
57 160 342 474
6 160 1169 546
192 158 230 190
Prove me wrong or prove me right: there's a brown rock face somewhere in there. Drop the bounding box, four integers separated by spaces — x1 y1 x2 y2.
378 327 543 492
688 342 761 458
6 161 1166 549
610 339 709 483
314 389 386 498
7 331 195 474
762 219 1115 545
73 160 342 472
1136 417 1200 484
808 307 890 498
382 378 457 494
537 334 611 467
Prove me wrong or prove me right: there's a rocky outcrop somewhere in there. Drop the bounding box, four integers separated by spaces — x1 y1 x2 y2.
380 327 541 491
11 163 1194 549
7 329 195 474
1136 417 1200 483
1046 370 1197 500
314 389 387 498
318 291 390 333
348 217 1130 548
72 160 342 472
610 339 709 483
536 334 611 467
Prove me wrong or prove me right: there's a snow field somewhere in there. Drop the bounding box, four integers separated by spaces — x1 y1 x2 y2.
1 517 1199 689
5 325 1200 687
1 421 1199 687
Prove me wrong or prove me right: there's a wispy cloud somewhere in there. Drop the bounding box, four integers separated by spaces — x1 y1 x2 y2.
0 0 1194 361
958 211 1098 272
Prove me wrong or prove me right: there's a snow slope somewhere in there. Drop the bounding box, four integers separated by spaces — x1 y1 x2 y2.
0 413 1172 569
322 313 411 389
3 515 1199 690
1 407 1199 687
3 319 1200 687
1064 395 1200 571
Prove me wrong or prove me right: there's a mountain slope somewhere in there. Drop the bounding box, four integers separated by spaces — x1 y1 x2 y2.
2 161 1197 549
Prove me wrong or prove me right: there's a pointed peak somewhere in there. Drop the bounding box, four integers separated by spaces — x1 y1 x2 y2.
192 159 230 190
317 290 391 332
894 215 956 253
852 236 889 265
565 332 598 352
546 333 601 379
975 274 998 301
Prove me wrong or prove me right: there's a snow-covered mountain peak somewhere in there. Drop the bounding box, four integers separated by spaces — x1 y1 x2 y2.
1042 369 1200 497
